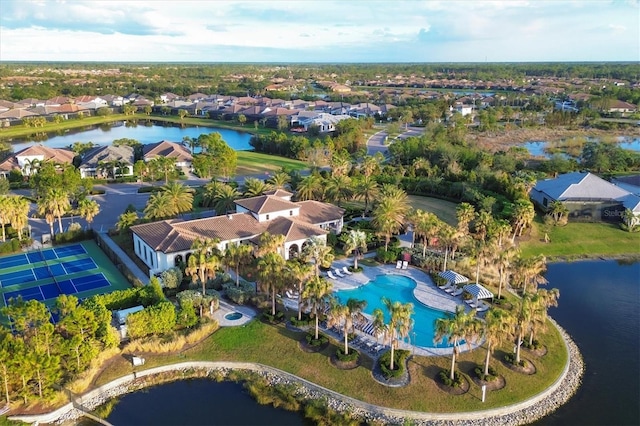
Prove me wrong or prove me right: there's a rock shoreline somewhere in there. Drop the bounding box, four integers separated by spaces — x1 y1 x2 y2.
14 319 584 426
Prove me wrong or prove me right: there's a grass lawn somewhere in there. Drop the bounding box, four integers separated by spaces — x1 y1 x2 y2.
519 216 640 259
236 151 307 176
408 195 459 226
93 312 567 413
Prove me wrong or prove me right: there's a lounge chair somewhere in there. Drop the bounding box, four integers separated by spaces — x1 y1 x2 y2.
451 288 464 297
327 271 337 279
334 268 345 278
401 261 408 269
445 285 456 293
465 299 477 309
477 301 490 312
342 266 353 275
396 260 402 269
438 282 452 290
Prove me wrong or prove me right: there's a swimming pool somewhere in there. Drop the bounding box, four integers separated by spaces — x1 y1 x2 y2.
335 274 454 348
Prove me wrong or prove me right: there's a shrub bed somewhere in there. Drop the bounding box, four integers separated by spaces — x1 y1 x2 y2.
335 347 359 362
439 369 464 387
262 310 285 324
305 333 328 347
474 366 498 382
504 353 528 368
290 313 313 327
378 349 410 379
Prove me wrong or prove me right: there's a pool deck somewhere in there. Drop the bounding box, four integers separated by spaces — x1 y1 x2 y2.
318 260 481 357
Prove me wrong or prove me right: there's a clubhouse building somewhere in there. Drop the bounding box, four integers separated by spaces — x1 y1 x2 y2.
130 190 344 277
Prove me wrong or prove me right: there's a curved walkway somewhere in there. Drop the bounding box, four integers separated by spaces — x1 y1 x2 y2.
10 319 583 426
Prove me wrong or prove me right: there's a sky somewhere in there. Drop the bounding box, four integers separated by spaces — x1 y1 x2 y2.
1 0 638 63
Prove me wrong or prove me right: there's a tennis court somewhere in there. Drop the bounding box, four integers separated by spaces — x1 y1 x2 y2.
0 257 98 287
0 241 132 311
2 273 110 304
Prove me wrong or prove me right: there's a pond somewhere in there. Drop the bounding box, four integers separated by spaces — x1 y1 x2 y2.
93 259 639 425
5 121 254 152
522 137 640 158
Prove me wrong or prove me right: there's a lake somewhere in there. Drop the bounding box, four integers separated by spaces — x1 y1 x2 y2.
523 137 640 158
100 260 639 425
5 122 254 152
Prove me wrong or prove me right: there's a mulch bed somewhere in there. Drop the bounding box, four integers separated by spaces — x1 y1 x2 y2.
502 358 537 375
371 356 411 387
523 345 548 357
471 374 506 391
329 352 361 370
435 374 470 395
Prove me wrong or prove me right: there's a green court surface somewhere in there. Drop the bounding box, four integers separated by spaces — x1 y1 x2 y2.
0 240 132 310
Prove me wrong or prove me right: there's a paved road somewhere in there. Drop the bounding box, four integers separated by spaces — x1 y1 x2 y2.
366 126 425 156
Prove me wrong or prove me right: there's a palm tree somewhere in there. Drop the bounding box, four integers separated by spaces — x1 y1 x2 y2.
185 238 221 298
257 252 286 316
256 232 286 259
434 305 482 381
411 209 440 256
372 188 409 251
527 288 560 347
40 188 70 234
510 199 535 243
482 308 515 376
295 174 323 201
512 254 547 295
116 211 138 234
152 156 177 184
547 201 569 225
360 155 380 178
161 182 194 216
342 229 367 270
513 293 534 364
286 260 314 321
437 223 457 272
496 245 518 300
0 195 13 242
353 175 379 217
301 275 333 340
456 202 476 237
327 297 367 355
144 191 175 220
76 198 100 229
9 197 29 240
473 210 494 242
372 297 414 371
325 175 353 207
224 243 254 287
301 237 334 277
267 171 291 190
212 183 241 216
242 177 268 197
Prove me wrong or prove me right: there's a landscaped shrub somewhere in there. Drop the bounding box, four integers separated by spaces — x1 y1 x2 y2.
126 301 177 339
290 313 313 327
430 272 448 287
378 349 410 379
262 310 285 323
522 338 542 350
0 238 21 254
375 247 402 264
305 332 328 346
223 280 256 305
504 353 528 368
53 228 94 244
474 366 498 381
336 347 359 362
90 287 142 310
439 369 464 387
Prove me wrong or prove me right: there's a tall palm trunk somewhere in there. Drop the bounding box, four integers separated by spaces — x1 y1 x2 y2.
443 247 449 272
450 343 458 381
484 342 493 376
57 214 64 234
343 324 349 355
271 287 276 316
515 329 523 363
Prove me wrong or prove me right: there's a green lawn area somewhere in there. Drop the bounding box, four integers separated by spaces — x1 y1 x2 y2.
408 195 459 226
519 217 640 259
94 312 567 413
236 151 307 176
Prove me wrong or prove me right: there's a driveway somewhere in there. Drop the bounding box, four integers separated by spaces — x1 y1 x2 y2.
366 126 425 156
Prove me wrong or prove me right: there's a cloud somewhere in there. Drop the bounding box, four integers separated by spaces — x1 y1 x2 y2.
0 0 637 62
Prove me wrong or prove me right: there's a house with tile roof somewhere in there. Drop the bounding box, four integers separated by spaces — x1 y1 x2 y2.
142 140 193 170
78 145 135 179
130 191 345 276
0 145 76 177
530 171 640 222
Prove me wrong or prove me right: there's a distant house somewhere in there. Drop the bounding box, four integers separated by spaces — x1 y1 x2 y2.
130 191 344 276
606 100 638 115
0 145 76 177
296 112 352 133
143 140 193 170
78 145 135 179
530 171 640 222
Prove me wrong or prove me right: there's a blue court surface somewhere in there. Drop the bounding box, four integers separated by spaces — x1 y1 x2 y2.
3 273 110 305
0 258 98 287
0 244 87 270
